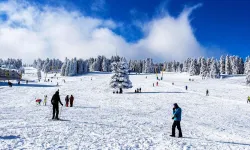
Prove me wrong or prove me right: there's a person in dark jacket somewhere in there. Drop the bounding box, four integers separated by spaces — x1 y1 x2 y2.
70 95 74 107
170 103 183 138
65 95 69 107
206 89 209 96
51 90 63 120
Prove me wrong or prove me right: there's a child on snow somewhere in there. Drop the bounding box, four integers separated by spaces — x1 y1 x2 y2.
44 95 47 106
36 99 42 105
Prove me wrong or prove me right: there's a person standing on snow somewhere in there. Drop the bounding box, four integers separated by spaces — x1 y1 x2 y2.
65 95 69 107
170 103 183 138
206 89 209 96
51 90 63 120
44 95 47 106
248 96 250 103
70 95 74 107
185 86 188 90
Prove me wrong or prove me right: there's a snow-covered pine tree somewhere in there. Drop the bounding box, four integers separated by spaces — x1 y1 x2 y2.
220 55 225 74
61 58 67 76
189 59 198 76
37 69 42 80
231 56 239 75
200 57 207 77
206 58 212 73
65 60 70 76
172 61 177 72
183 60 188 72
225 55 232 75
102 57 108 72
110 58 132 93
210 59 220 78
144 58 154 73
246 61 250 85
72 58 77 75
238 57 244 74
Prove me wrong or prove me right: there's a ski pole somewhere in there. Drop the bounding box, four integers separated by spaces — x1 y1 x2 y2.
59 105 63 118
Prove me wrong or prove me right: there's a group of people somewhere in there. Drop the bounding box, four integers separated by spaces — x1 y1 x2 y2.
153 82 159 87
135 88 141 93
113 88 123 94
65 95 74 107
50 90 75 120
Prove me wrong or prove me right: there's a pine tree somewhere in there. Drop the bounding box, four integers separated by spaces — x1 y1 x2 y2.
37 69 41 80
189 59 198 76
200 57 207 77
210 59 220 78
220 55 225 74
238 57 244 74
231 56 239 75
225 55 232 75
246 61 250 85
110 58 132 93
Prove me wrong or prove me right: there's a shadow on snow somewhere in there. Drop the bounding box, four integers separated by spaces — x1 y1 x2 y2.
125 91 186 94
184 137 250 146
0 135 20 140
0 82 56 88
74 106 100 109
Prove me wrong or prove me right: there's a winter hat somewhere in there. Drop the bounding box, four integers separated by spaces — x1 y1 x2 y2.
173 103 179 108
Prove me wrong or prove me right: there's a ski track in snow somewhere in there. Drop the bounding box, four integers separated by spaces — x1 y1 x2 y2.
0 68 250 150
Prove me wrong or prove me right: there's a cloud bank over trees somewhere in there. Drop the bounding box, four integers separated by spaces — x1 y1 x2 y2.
0 0 204 63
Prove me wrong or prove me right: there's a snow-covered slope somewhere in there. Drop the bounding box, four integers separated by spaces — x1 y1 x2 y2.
0 68 250 149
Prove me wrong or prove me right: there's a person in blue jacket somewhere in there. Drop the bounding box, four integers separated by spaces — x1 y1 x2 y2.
170 103 183 138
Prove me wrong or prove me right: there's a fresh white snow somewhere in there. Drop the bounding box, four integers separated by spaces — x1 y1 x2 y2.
0 68 250 149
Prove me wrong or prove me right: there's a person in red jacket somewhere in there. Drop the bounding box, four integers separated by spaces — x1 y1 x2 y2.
70 95 74 107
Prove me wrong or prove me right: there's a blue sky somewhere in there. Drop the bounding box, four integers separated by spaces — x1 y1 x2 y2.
0 0 249 62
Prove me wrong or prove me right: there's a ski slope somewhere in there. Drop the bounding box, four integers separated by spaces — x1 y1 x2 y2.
0 68 250 150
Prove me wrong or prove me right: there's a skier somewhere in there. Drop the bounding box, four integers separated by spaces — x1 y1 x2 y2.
44 95 47 106
70 95 74 107
65 95 69 107
170 103 183 138
51 90 63 120
206 89 209 96
156 82 159 86
185 86 188 90
248 96 250 103
139 88 141 93
153 83 154 87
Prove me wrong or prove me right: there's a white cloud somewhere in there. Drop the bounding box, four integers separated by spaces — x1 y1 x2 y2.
0 0 205 63
91 0 106 12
